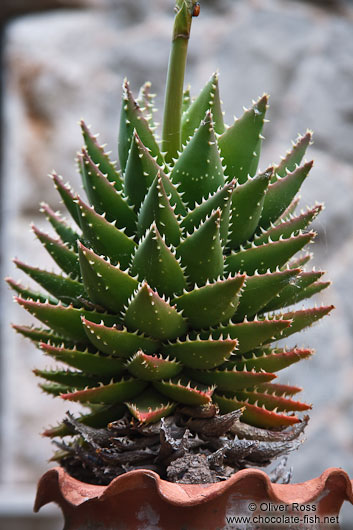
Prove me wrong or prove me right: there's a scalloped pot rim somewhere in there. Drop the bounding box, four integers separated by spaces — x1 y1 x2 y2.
34 466 353 530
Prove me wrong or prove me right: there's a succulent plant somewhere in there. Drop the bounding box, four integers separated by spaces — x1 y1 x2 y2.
8 0 333 482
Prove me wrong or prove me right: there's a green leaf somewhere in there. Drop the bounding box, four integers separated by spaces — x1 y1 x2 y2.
225 232 315 275
137 173 182 247
270 305 334 340
236 390 311 412
214 394 300 428
275 131 312 180
6 277 57 305
14 260 86 306
12 324 76 349
189 366 275 392
218 95 268 184
40 342 125 377
227 169 272 250
82 318 159 358
171 111 224 208
211 318 292 355
126 388 176 424
181 72 224 144
162 335 237 369
79 148 137 236
32 225 81 278
182 85 191 114
118 79 162 172
40 383 72 396
34 369 101 389
61 378 148 404
233 268 300 321
126 352 182 381
78 242 138 314
259 161 313 229
174 275 245 329
76 197 136 269
254 204 322 247
16 297 118 342
51 172 80 226
154 378 214 406
177 209 224 286
40 202 80 249
130 224 186 298
235 347 313 373
123 283 187 341
80 120 123 190
137 81 156 129
255 382 302 397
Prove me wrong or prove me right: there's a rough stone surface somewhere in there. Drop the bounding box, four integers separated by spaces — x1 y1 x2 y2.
1 0 353 507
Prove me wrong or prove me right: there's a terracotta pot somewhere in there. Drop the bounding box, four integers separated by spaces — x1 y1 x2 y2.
35 466 353 529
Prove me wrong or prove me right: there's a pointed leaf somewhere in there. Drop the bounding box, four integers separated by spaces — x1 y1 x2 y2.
136 81 156 129
123 283 187 341
154 378 214 406
40 202 80 249
218 95 268 184
126 352 182 381
61 378 148 404
275 131 312 179
271 306 334 340
78 242 138 314
182 85 191 114
177 210 224 285
174 275 245 329
34 369 101 388
118 79 162 172
12 324 76 349
126 388 176 424
82 318 159 358
225 232 315 276
163 336 238 369
255 382 302 397
236 347 313 373
172 111 224 208
189 367 275 392
51 172 80 226
76 197 136 269
227 169 271 250
40 343 125 377
263 271 326 312
237 390 311 413
259 161 313 229
130 225 186 298
6 277 57 305
181 72 224 144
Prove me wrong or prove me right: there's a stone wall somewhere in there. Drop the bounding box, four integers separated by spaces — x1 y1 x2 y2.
1 0 353 507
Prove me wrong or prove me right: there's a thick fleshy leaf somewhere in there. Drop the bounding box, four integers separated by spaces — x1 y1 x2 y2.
287 253 312 270
255 382 302 397
123 283 187 341
32 225 81 278
80 120 123 190
76 198 136 269
254 205 322 247
78 242 138 314
218 95 268 184
126 388 176 424
181 181 234 244
275 197 300 225
259 161 313 229
182 85 191 114
212 319 292 355
176 210 224 285
137 173 182 247
227 169 272 250
61 378 148 404
130 225 186 298
118 79 162 172
40 383 72 396
79 149 137 236
270 306 334 340
51 172 80 226
6 278 57 305
12 324 76 349
126 352 182 381
189 367 275 392
174 275 245 329
275 131 312 180
235 347 313 373
34 369 101 389
181 72 224 144
14 260 86 306
16 297 118 342
225 232 315 276
137 81 156 129
214 394 300 428
162 336 237 369
233 268 300 321
40 343 125 377
40 202 80 249
171 111 224 208
82 318 159 358
236 390 311 412
263 271 326 312
154 378 214 406
43 403 125 437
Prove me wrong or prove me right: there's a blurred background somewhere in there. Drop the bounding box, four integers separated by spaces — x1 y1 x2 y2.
0 0 353 527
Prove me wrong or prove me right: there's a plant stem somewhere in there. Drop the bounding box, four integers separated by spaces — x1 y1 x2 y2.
162 0 197 163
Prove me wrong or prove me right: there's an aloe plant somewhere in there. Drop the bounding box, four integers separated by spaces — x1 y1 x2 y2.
8 0 333 483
